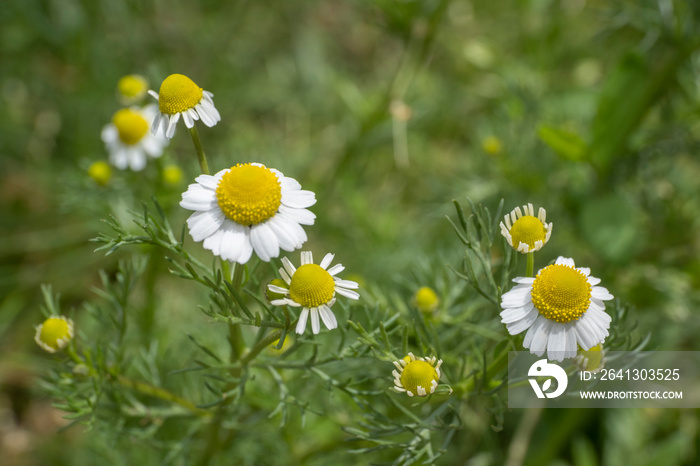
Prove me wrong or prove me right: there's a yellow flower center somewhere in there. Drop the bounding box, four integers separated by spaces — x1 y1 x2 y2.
289 264 335 308
117 74 148 99
112 109 149 145
216 164 282 226
509 215 546 249
414 287 439 313
531 264 592 323
157 74 203 115
400 360 439 396
88 161 112 186
40 317 71 350
162 164 183 186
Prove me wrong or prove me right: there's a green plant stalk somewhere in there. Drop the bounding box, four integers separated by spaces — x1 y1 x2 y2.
188 125 210 175
452 347 510 396
526 252 534 278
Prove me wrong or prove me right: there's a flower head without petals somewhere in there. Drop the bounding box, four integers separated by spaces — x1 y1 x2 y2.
180 163 316 264
500 257 614 361
500 203 552 253
392 353 443 397
149 74 221 139
35 316 74 353
268 251 360 335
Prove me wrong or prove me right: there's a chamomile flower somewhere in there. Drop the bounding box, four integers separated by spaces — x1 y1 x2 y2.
101 105 169 171
88 161 112 186
500 257 614 362
392 353 443 397
149 73 221 139
500 203 552 253
268 251 360 335
117 74 148 104
413 286 439 314
34 316 74 353
180 163 315 264
574 343 606 373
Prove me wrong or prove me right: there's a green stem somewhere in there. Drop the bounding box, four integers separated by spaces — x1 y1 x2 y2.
188 125 210 175
227 262 245 363
526 252 535 278
452 346 511 396
112 371 207 416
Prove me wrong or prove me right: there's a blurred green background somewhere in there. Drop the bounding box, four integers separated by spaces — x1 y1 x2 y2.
2 0 700 464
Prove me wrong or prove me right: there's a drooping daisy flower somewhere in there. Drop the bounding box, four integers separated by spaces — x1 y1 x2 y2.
180 163 315 263
149 73 221 139
500 203 552 253
268 251 359 335
117 74 148 104
392 353 443 397
101 105 169 171
500 257 614 362
35 316 74 353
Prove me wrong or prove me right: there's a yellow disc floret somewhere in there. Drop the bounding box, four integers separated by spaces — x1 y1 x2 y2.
117 74 148 100
112 109 149 145
289 264 335 308
157 74 203 115
36 316 74 352
400 360 439 396
216 164 282 225
531 264 592 323
88 161 112 186
509 215 547 250
414 286 439 313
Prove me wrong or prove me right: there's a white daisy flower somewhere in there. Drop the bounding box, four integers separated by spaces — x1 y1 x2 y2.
392 353 443 397
180 163 315 264
500 256 614 362
500 203 553 253
35 316 74 353
101 105 169 171
268 251 359 335
148 73 221 139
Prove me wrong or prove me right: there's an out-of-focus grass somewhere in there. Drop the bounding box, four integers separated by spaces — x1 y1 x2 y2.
2 0 700 464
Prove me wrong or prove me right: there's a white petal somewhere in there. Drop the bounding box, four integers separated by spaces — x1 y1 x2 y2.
266 216 301 252
523 317 552 356
250 223 279 261
320 253 334 270
591 286 614 301
301 251 313 265
327 264 345 276
182 111 194 128
334 279 358 289
268 285 290 295
504 307 539 335
512 277 535 284
546 323 577 361
555 257 575 267
280 176 302 192
187 209 225 242
296 308 309 334
180 184 218 211
217 221 248 262
576 267 591 277
310 309 320 334
281 257 296 277
335 287 359 300
587 276 601 286
166 113 180 139
128 150 147 171
279 206 316 225
195 174 221 190
319 305 337 330
281 190 316 209
275 212 309 246
501 302 535 324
